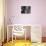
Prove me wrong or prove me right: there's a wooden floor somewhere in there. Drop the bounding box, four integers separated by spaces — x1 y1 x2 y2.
3 40 31 46
3 40 46 46
2 36 46 46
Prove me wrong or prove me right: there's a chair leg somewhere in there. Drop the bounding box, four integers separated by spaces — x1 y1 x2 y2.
15 36 16 43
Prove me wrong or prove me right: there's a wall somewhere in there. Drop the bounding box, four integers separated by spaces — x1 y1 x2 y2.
6 0 46 38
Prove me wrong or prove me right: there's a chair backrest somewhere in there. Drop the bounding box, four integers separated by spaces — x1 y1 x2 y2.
12 25 25 36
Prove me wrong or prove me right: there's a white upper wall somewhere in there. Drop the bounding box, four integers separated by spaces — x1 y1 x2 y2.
7 0 46 37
